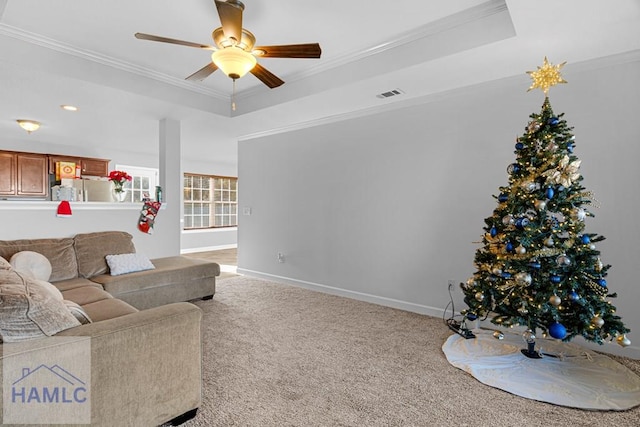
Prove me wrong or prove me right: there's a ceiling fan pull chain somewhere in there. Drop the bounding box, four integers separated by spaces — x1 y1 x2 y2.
232 78 237 111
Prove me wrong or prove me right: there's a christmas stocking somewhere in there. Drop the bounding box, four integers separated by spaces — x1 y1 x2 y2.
138 197 161 234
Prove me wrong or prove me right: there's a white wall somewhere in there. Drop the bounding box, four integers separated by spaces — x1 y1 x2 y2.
238 54 640 358
0 121 240 255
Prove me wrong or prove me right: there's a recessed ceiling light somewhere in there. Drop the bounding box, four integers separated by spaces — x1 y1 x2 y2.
60 105 78 112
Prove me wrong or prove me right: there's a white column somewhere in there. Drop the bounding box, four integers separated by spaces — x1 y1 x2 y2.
159 118 182 255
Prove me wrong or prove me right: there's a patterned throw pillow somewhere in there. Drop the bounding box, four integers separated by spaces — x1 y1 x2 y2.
0 267 80 343
105 253 155 276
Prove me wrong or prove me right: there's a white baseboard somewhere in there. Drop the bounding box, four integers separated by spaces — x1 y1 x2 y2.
181 244 237 254
236 268 447 319
237 268 640 360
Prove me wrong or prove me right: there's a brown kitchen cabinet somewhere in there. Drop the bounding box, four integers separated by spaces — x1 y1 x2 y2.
48 155 109 177
0 152 17 196
80 158 109 177
0 151 47 197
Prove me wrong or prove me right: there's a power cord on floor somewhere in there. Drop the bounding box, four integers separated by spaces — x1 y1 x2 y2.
443 282 475 339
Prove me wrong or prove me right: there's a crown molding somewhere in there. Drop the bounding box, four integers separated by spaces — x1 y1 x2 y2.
237 0 509 100
0 23 228 101
239 48 640 142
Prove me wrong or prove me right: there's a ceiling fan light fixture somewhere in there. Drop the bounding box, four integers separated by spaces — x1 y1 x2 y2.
16 119 41 134
212 47 256 79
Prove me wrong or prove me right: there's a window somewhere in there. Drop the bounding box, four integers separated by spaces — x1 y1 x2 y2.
184 174 237 229
116 165 159 203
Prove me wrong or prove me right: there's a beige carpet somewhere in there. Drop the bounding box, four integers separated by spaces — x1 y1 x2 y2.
183 276 640 427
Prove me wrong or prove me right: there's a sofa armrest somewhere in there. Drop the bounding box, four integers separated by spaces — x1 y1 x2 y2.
2 302 203 426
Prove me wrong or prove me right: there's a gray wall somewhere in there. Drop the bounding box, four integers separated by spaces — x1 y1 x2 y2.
238 54 640 358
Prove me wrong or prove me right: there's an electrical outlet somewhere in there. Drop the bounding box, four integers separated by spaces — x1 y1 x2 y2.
277 252 285 263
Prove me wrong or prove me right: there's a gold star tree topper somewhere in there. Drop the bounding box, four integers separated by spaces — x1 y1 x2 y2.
526 57 567 95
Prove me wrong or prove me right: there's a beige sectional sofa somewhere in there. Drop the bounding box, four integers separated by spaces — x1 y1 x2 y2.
0 231 221 426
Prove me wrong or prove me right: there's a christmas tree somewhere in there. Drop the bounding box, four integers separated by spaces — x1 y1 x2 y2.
461 58 631 352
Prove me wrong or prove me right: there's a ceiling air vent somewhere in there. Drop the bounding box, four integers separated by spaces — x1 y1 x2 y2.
376 88 404 99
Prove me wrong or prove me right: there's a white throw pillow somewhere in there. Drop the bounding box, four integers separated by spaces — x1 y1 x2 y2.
105 253 155 276
10 251 52 281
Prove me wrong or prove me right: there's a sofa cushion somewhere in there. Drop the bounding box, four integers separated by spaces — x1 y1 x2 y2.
61 285 113 306
106 253 155 276
90 256 220 296
0 259 80 342
52 277 104 292
0 237 78 282
10 251 52 281
74 231 136 278
80 298 138 322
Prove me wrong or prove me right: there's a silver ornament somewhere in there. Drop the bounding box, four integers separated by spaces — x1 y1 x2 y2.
617 335 632 347
515 272 532 285
516 245 526 254
502 215 514 226
549 295 561 306
589 244 596 250
492 267 502 276
518 305 529 314
572 208 586 221
556 254 571 266
591 316 605 328
475 292 485 302
493 330 504 340
534 200 547 211
544 237 555 247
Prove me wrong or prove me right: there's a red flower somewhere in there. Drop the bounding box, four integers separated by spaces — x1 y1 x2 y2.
108 170 132 184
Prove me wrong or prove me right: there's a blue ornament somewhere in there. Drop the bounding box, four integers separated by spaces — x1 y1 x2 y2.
557 185 565 192
581 235 591 244
515 218 529 230
502 272 512 279
529 262 541 269
548 117 560 126
568 291 580 301
490 226 497 237
466 312 478 321
550 275 562 284
598 279 607 288
545 187 555 199
567 144 574 153
549 322 567 339
505 242 514 252
507 163 520 174
515 142 524 150
498 193 509 202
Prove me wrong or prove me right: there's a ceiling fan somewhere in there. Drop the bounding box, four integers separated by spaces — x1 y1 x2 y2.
135 0 321 90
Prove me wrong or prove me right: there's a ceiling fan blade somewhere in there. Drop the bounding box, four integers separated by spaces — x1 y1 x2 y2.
214 0 244 45
135 32 215 50
185 63 219 81
250 63 284 88
253 43 322 58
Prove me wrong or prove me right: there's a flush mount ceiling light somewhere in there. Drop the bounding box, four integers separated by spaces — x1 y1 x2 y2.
60 104 78 111
16 119 41 134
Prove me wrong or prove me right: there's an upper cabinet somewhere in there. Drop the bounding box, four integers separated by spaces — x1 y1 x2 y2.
0 152 47 198
1 150 110 199
80 158 109 177
0 152 17 196
48 155 110 177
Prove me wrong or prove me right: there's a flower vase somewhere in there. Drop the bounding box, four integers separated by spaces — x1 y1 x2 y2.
112 188 127 202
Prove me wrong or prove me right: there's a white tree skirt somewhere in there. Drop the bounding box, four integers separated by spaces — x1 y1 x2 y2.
443 330 640 410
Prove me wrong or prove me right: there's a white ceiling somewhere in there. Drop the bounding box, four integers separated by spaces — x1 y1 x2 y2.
1 0 639 167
